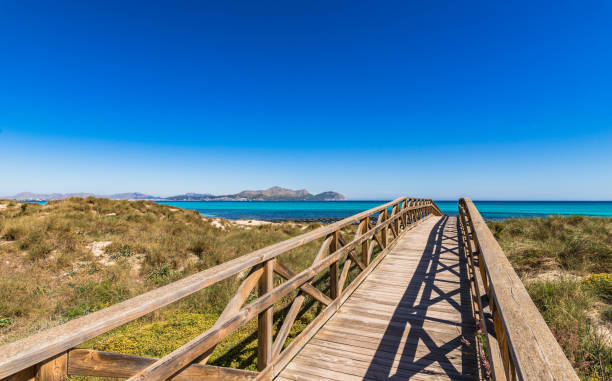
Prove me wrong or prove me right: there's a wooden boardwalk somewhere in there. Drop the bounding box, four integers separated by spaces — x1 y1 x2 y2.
1 198 579 381
277 216 478 381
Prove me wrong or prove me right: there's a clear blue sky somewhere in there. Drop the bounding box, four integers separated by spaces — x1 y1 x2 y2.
1 1 611 200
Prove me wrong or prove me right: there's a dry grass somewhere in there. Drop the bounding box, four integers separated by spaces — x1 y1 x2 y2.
0 197 348 344
489 216 612 380
488 215 612 276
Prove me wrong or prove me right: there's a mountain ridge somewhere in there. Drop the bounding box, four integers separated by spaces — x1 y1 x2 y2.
7 187 346 201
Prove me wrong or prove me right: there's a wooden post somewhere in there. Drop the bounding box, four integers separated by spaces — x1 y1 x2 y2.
381 210 388 248
257 260 274 371
329 231 340 299
407 199 413 225
36 352 67 381
360 218 369 266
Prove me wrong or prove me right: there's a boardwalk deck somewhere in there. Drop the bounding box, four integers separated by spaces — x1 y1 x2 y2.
276 216 478 381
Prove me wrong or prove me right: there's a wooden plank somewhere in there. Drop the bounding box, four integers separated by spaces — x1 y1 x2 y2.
306 339 468 367
308 336 472 366
347 295 469 316
66 349 257 380
263 214 432 379
296 345 476 380
314 327 468 351
290 356 462 381
277 216 481 381
337 304 472 325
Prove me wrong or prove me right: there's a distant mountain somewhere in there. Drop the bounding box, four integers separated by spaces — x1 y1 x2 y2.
165 193 216 201
107 193 157 200
168 187 346 201
233 186 345 201
10 192 95 201
9 192 156 201
8 187 346 201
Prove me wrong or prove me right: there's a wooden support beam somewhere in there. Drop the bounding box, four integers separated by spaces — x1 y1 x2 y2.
196 266 263 364
359 218 369 266
67 349 257 380
329 232 340 300
271 293 304 358
257 260 274 371
337 259 352 295
35 353 66 381
337 234 366 271
381 210 388 248
272 260 332 306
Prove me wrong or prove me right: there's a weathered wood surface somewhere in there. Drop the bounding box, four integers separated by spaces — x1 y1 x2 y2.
459 199 578 380
277 216 478 381
67 349 258 380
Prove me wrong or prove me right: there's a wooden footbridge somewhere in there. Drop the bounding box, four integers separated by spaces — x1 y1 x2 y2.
0 198 578 380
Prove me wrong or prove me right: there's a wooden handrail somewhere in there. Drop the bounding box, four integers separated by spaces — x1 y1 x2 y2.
0 197 444 381
458 198 578 381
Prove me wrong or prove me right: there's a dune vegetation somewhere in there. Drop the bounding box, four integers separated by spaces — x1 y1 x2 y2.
0 197 357 372
488 216 612 380
2 198 611 379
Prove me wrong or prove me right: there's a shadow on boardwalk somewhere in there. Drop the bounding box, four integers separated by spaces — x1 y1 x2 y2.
363 216 478 380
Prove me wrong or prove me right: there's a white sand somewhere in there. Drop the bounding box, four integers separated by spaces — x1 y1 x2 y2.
87 241 114 266
233 219 272 226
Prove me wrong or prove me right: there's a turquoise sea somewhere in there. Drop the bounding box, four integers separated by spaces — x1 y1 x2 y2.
157 201 612 221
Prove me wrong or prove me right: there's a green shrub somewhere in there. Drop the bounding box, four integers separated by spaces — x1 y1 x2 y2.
0 318 12 328
2 224 25 241
28 242 53 261
63 278 130 319
109 246 132 260
147 264 173 285
582 273 612 301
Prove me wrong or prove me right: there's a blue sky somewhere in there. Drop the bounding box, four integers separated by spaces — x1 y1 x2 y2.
1 1 611 200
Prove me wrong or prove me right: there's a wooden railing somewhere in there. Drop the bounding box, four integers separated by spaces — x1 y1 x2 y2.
0 197 442 381
458 198 578 381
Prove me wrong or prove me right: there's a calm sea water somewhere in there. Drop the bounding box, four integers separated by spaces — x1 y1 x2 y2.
156 201 612 221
